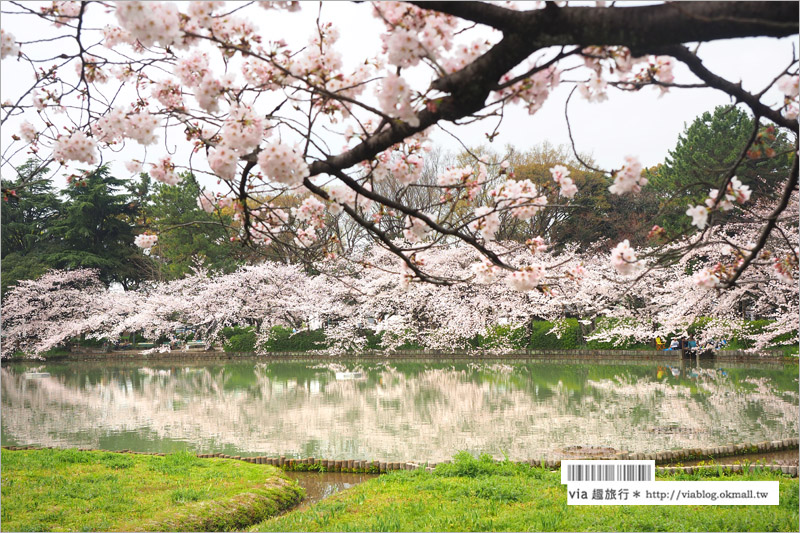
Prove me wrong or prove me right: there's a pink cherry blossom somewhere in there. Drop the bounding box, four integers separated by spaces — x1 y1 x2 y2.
469 206 500 241
115 1 181 48
1 29 20 59
692 267 719 289
403 216 432 243
777 74 799 99
506 265 545 292
150 156 181 186
134 233 158 249
208 145 239 181
257 143 309 186
292 196 326 228
609 156 647 195
53 131 97 165
686 204 709 229
19 121 37 142
610 239 639 275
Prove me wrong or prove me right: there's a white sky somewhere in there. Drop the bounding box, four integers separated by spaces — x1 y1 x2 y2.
0 1 796 193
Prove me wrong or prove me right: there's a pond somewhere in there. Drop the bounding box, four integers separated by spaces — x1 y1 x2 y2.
1 358 797 463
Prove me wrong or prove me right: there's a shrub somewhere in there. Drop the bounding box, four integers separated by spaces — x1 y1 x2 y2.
221 326 257 353
262 326 326 352
525 319 582 350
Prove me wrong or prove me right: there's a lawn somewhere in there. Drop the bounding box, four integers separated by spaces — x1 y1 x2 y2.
1 449 303 532
254 452 799 532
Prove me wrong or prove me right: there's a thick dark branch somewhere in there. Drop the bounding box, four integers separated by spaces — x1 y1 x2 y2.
660 45 797 131
408 1 526 32
423 2 797 94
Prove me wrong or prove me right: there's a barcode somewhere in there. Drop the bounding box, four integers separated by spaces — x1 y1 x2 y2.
561 460 655 484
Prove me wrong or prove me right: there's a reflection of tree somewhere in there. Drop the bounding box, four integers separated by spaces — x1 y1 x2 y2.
2 363 796 462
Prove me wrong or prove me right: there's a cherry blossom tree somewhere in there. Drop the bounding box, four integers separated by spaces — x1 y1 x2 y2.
0 0 796 295
3 200 796 358
0 269 106 357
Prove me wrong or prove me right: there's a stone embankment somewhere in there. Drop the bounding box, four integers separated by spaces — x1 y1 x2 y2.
4 437 798 477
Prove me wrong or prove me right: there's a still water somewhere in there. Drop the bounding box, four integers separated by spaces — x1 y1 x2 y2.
2 359 797 462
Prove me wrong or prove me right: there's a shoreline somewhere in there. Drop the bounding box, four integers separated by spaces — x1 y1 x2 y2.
3 442 798 477
3 347 794 364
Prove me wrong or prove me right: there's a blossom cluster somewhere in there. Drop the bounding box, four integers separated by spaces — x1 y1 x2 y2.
134 233 158 249
777 74 799 120
257 143 309 186
492 179 547 220
472 259 500 283
115 1 181 48
53 131 97 165
208 145 239 181
496 66 560 115
469 206 500 241
151 79 183 109
549 164 578 199
403 216 433 243
506 265 545 291
608 156 646 195
150 156 181 186
375 2 457 69
437 166 474 188
197 192 216 213
686 176 752 230
375 148 424 185
692 267 720 289
93 107 160 146
376 73 419 126
19 121 37 143
288 23 343 87
1 29 20 59
773 253 797 284
220 104 267 153
610 239 639 275
293 196 327 229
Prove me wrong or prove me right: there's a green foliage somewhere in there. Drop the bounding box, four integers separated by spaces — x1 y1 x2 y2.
650 105 794 236
433 451 532 479
45 166 153 289
363 330 384 350
1 160 63 294
525 319 582 350
221 326 258 353
501 143 660 250
144 173 245 279
263 325 326 352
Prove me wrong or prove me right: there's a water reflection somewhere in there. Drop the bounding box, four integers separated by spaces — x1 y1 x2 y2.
1 359 797 462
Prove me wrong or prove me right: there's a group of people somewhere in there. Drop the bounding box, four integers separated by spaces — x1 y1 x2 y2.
655 336 695 351
656 336 728 350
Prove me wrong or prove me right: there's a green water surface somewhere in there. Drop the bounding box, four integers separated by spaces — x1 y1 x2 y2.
2 358 797 462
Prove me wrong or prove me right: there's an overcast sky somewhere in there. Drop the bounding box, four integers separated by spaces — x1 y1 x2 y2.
0 1 796 192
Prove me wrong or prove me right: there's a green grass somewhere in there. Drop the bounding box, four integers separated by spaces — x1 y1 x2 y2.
254 452 799 532
1 449 303 532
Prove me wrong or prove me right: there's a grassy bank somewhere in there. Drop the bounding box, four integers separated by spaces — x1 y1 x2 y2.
254 452 799 532
1 449 303 532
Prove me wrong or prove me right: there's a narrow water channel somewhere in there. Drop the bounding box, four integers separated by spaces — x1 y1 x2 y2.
288 471 379 505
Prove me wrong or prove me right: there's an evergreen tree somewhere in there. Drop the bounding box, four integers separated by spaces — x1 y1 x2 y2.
46 166 153 289
145 173 244 279
650 105 794 235
1 161 63 294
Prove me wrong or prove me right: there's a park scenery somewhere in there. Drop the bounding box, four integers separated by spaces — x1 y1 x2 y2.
0 1 798 532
